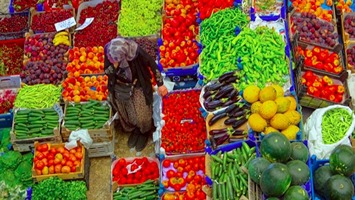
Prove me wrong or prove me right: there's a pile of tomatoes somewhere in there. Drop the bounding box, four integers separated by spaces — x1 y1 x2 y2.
161 156 206 199
161 90 206 154
112 157 160 185
33 143 83 175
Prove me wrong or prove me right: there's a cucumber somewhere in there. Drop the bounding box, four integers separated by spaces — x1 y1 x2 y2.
65 121 80 126
41 129 53 135
65 115 79 119
94 117 108 121
29 117 43 121
28 113 44 118
79 111 94 116
27 124 44 129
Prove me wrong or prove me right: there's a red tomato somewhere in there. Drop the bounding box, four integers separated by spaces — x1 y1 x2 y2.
63 151 70 159
135 158 143 165
35 161 45 170
50 147 57 154
41 143 49 152
75 147 82 153
61 166 71 173
74 160 81 167
69 155 77 162
178 159 186 167
193 175 202 184
54 164 62 173
176 172 183 178
131 164 138 171
36 152 45 160
48 159 54 167
47 153 55 160
54 158 61 165
166 170 176 179
69 149 76 154
162 160 171 168
71 166 76 172
173 161 179 169
48 166 55 174
61 159 67 165
42 151 49 158
41 158 48 166
56 147 65 154
117 158 126 166
75 152 83 160
35 169 42 175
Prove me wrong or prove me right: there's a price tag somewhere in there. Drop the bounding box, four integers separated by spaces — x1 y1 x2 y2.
108 112 118 126
75 18 94 31
54 17 76 32
153 131 159 142
53 103 64 121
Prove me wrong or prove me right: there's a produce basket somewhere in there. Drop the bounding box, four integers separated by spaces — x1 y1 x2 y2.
341 12 355 44
111 156 160 186
0 11 30 40
31 142 87 182
0 75 21 128
29 7 76 33
344 41 355 73
295 66 352 109
61 101 113 143
205 140 256 199
0 38 25 76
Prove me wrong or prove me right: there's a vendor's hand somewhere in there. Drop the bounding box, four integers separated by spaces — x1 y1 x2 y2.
158 85 168 97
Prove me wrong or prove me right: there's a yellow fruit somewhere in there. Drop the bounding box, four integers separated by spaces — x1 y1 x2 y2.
275 97 291 113
259 86 277 103
270 113 291 130
248 113 267 132
286 96 297 111
271 84 284 97
264 127 279 134
243 85 260 103
281 125 300 140
251 101 262 114
259 100 277 119
284 110 302 125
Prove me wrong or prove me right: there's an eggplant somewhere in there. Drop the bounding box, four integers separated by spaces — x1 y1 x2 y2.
205 82 223 92
215 134 230 146
223 75 239 84
230 110 248 118
232 117 248 129
208 112 227 126
209 128 232 135
204 95 214 103
228 137 244 143
218 71 237 83
231 130 245 136
225 103 238 114
224 117 239 126
227 89 238 99
214 84 234 100
206 99 224 111
210 137 217 149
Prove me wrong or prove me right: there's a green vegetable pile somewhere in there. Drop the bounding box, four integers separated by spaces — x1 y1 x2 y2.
14 84 62 109
0 150 33 198
113 180 158 200
234 27 289 90
0 128 11 153
32 177 87 200
118 0 163 37
322 108 353 144
199 8 249 80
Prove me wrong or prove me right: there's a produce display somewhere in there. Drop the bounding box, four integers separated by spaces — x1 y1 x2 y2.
296 45 343 74
61 75 108 102
321 108 353 144
132 37 158 60
346 45 355 70
112 157 159 185
290 0 333 21
0 39 24 76
161 90 206 154
0 13 29 34
336 0 354 12
14 108 59 140
11 0 37 12
244 85 301 140
301 71 346 103
313 145 355 199
0 128 12 153
21 32 70 85
32 177 87 200
118 0 162 37
254 0 283 16
67 46 105 75
249 133 311 198
14 84 62 109
31 9 74 33
344 14 355 39
0 89 17 114
113 180 159 200
290 12 338 48
74 1 119 47
209 142 256 199
64 101 110 130
33 143 83 175
197 0 234 20
161 156 205 196
159 0 199 68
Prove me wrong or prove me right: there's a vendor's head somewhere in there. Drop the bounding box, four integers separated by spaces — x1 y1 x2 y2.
104 38 138 67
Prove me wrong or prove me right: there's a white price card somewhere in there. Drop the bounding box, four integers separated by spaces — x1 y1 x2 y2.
54 17 76 32
75 18 94 31
53 103 64 121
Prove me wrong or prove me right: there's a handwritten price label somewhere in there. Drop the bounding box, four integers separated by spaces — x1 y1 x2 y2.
54 17 76 32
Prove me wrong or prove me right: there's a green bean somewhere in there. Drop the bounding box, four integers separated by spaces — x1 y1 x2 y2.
322 108 353 144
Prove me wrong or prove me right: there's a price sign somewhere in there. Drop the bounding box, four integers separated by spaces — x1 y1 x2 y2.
75 18 94 31
53 103 64 121
54 17 76 32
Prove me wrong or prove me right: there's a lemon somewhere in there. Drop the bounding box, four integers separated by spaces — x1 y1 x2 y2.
243 85 260 103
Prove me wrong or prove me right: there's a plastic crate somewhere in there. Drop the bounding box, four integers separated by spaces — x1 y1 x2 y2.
0 11 30 40
250 0 286 21
9 0 43 13
88 139 114 158
294 65 352 109
310 155 355 200
0 111 13 129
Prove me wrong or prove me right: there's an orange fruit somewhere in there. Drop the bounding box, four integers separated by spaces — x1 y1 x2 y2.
73 95 81 103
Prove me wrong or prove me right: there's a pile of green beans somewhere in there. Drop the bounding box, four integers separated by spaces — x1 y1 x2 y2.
321 108 353 144
14 84 62 109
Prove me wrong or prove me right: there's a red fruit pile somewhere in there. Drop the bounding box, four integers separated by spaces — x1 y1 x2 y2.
344 15 355 39
161 156 206 197
112 158 160 185
160 0 199 68
0 89 17 114
0 39 25 76
346 45 355 70
198 0 234 20
0 14 28 33
31 9 73 33
161 90 206 154
12 0 38 12
21 33 69 85
74 1 120 47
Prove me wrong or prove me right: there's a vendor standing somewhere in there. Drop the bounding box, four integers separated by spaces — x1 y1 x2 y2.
104 38 168 151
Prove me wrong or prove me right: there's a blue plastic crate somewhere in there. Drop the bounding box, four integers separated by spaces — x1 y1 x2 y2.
250 1 286 22
310 155 355 200
9 0 43 14
0 110 13 129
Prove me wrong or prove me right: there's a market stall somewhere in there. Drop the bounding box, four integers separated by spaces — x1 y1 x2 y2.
0 0 355 199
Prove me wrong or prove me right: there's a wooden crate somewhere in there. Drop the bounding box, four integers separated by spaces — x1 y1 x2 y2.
88 138 115 158
32 142 86 182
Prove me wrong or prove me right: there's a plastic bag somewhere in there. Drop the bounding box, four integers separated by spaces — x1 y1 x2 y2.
66 129 93 150
305 105 355 159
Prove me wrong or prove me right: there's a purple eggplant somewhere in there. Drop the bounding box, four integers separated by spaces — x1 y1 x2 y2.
227 89 238 99
209 128 233 135
223 75 239 84
206 99 225 111
218 71 238 83
215 134 230 146
228 137 244 143
208 112 227 126
232 117 248 129
203 90 214 99
214 84 234 100
205 82 223 92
